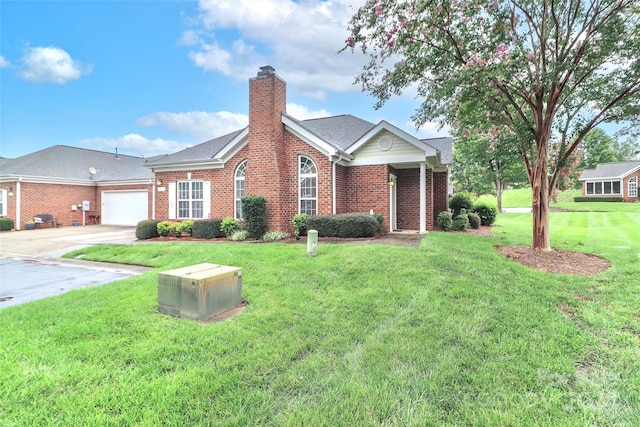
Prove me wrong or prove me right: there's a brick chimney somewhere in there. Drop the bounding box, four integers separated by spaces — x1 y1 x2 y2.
245 66 288 232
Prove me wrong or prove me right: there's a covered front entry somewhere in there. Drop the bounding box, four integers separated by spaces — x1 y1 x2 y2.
101 190 149 225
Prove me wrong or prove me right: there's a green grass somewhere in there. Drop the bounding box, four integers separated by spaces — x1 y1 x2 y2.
501 187 533 208
1 211 639 426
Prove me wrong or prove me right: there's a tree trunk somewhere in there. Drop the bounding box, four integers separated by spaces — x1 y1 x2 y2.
495 178 503 213
531 151 552 251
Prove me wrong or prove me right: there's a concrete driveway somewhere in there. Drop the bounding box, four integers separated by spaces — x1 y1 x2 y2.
0 225 151 309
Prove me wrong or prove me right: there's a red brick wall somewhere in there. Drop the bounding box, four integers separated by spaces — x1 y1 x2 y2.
433 171 448 226
396 168 420 230
623 170 640 202
335 164 348 214
341 164 391 231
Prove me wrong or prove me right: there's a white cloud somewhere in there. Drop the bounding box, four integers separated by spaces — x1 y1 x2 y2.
184 0 367 97
137 111 249 141
408 120 452 139
0 55 10 68
286 103 331 120
18 46 91 84
79 134 190 157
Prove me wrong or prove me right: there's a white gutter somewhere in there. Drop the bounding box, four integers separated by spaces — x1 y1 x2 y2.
16 178 22 231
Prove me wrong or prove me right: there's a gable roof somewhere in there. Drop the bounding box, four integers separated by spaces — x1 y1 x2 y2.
579 160 640 180
423 137 453 165
294 114 376 151
0 145 154 183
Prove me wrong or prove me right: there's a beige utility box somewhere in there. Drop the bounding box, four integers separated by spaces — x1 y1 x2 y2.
158 263 243 320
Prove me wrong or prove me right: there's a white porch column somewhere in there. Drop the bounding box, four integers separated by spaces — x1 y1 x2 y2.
16 179 22 231
420 162 426 233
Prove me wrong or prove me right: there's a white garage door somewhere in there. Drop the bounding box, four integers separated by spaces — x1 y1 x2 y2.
102 191 149 226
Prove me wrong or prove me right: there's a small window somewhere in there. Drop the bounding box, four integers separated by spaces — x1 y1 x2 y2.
235 161 246 220
630 176 638 198
299 156 317 215
586 182 594 195
0 189 6 216
178 181 204 219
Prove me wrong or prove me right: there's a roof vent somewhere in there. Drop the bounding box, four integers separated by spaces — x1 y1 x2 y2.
257 65 276 77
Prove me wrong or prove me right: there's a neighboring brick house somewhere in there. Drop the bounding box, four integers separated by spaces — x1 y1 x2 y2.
0 147 155 230
1 66 452 233
578 160 640 202
146 66 452 234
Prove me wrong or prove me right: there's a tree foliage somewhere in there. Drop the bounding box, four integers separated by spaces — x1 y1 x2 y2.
345 0 640 250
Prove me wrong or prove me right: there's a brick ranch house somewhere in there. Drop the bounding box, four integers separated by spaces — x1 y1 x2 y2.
1 66 452 233
578 160 640 202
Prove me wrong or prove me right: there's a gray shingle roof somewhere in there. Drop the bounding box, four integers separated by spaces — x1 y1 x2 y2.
145 129 246 165
579 160 640 180
294 114 376 151
422 137 453 165
0 145 154 181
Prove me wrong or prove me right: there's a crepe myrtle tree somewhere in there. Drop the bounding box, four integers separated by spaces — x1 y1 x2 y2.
344 0 640 250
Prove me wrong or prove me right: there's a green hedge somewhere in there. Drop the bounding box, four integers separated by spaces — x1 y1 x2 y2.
135 220 159 239
192 219 223 239
0 218 14 231
306 214 379 238
574 196 624 202
472 202 498 226
242 196 268 238
436 211 453 231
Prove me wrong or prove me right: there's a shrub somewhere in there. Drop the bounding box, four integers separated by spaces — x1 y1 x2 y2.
180 220 194 236
192 219 223 239
574 196 624 202
231 230 250 241
0 218 14 231
468 212 481 229
453 210 470 231
449 192 474 216
168 222 182 237
292 213 308 237
472 202 498 226
306 214 378 238
242 196 268 238
157 221 172 237
372 213 384 233
220 217 241 237
135 220 159 239
263 231 289 241
436 211 453 231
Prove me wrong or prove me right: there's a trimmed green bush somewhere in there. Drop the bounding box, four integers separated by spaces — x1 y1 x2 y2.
468 212 481 230
263 231 289 241
574 196 624 202
242 196 268 239
220 217 240 237
436 211 453 231
231 230 250 241
372 213 384 233
136 220 159 239
0 218 14 231
453 210 470 231
306 214 378 238
157 221 172 237
449 192 474 216
168 222 182 237
472 202 498 226
292 213 308 237
192 219 223 239
180 220 194 236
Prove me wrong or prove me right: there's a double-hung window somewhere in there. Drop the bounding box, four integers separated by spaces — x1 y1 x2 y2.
178 181 204 219
629 176 638 198
0 189 6 216
299 156 317 215
235 161 246 220
585 180 621 195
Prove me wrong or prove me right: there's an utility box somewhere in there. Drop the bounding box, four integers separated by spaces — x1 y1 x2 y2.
158 263 242 320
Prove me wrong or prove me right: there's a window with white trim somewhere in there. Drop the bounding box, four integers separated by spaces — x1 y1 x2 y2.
629 176 638 198
0 189 6 216
235 161 246 220
585 180 621 195
299 156 317 215
178 181 204 219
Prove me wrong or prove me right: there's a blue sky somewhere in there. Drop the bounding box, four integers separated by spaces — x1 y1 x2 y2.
0 0 450 159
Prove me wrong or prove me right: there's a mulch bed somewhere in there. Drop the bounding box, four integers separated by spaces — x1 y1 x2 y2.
495 245 611 275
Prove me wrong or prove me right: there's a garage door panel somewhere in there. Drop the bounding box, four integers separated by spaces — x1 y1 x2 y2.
102 191 148 225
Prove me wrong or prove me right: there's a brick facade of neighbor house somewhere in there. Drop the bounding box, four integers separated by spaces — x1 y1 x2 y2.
622 170 640 202
579 161 640 203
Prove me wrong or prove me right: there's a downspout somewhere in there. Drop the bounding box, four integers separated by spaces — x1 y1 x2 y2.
332 160 336 214
16 178 22 230
420 162 426 233
151 179 156 220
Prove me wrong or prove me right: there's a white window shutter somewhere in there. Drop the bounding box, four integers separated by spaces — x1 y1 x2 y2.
203 181 211 218
168 182 176 220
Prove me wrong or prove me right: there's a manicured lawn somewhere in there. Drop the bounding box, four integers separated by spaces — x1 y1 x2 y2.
1 208 639 425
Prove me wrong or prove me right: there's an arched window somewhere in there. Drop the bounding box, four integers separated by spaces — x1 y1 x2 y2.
299 156 317 215
629 176 638 198
235 161 247 220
